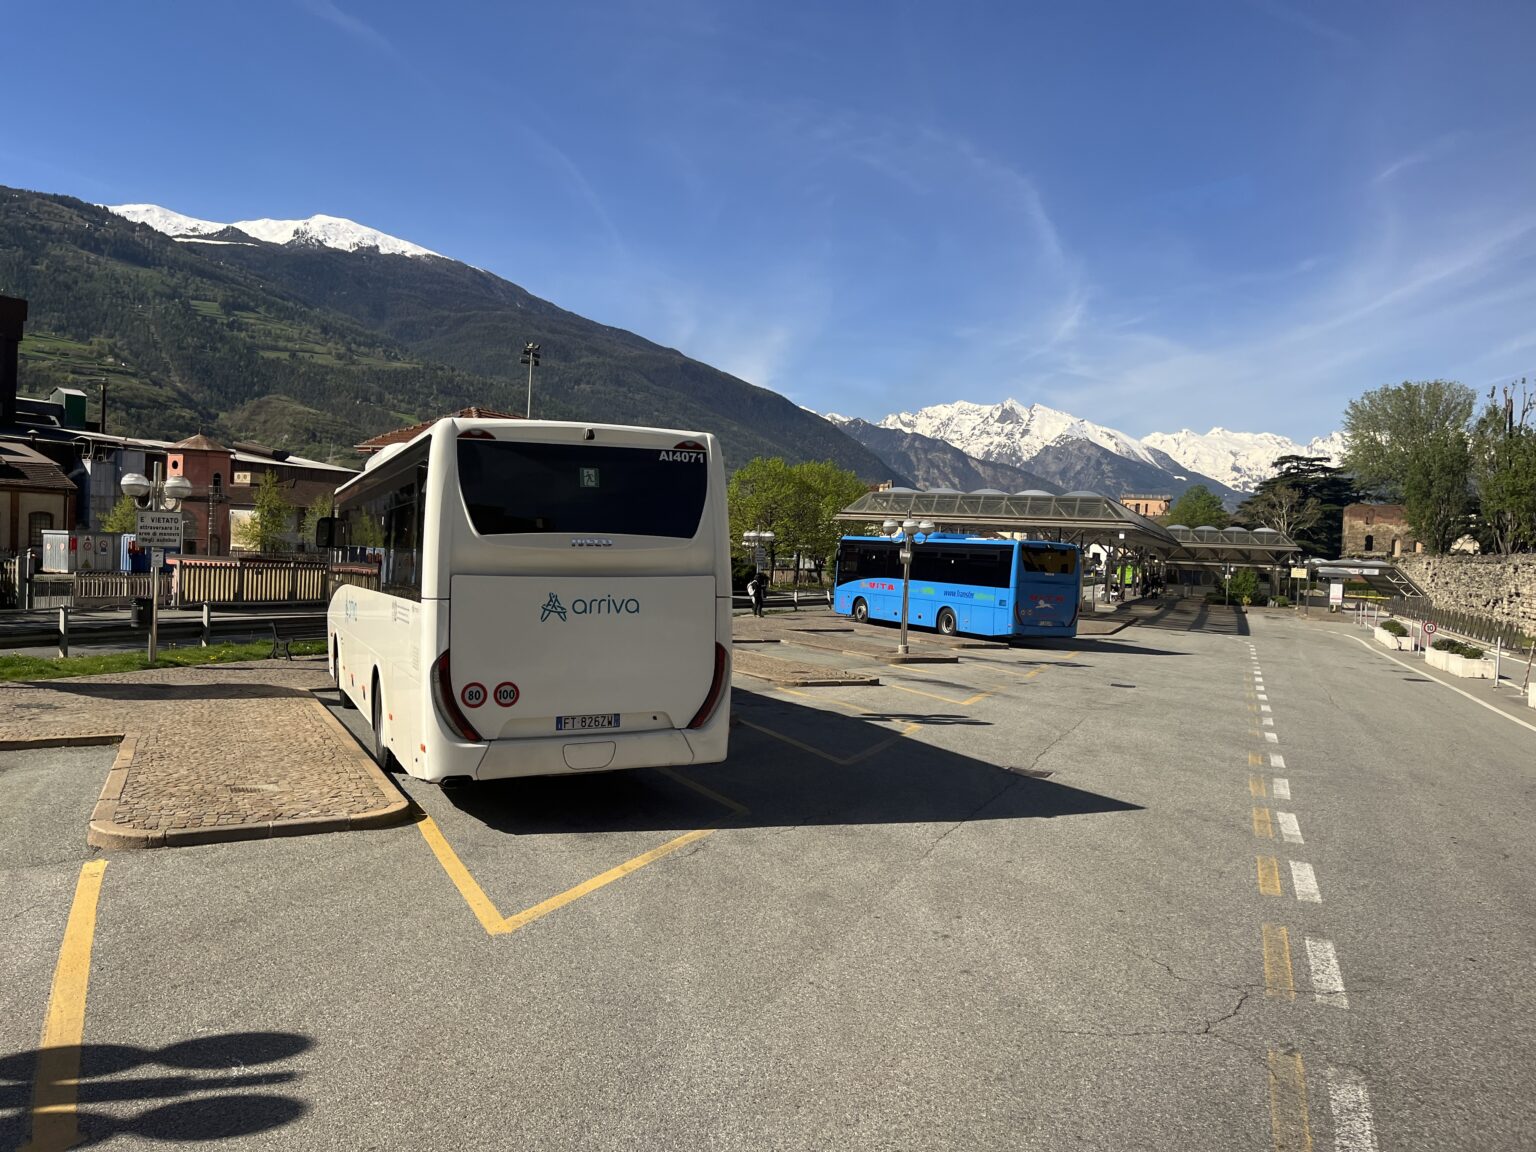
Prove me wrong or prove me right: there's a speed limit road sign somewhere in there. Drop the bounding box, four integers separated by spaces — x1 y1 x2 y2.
1424 621 1438 635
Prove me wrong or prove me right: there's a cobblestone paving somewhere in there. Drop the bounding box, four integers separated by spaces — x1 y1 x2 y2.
0 658 394 831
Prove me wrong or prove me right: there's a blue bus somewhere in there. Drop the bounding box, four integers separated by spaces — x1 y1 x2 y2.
832 534 1081 639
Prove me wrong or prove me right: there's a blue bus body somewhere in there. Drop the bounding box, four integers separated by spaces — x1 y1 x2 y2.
832 534 1081 639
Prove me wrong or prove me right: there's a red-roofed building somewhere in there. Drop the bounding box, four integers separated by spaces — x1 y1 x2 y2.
354 408 521 455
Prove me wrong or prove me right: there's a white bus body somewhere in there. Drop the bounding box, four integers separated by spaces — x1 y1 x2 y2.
327 417 731 783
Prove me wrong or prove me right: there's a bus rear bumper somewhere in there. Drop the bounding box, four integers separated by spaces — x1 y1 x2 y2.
473 724 728 781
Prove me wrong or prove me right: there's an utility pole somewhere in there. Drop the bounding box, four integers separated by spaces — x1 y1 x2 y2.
521 342 541 418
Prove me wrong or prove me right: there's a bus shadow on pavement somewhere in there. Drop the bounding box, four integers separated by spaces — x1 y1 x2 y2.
446 689 1142 836
0 1030 310 1149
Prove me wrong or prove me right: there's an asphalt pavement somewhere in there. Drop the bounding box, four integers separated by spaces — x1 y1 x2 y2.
1 607 1533 1149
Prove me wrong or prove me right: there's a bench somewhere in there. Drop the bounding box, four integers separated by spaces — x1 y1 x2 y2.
269 616 327 660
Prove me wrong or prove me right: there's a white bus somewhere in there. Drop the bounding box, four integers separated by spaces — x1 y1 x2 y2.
322 416 732 783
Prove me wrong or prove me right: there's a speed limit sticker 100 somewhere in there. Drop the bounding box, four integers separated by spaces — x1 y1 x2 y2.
494 682 520 708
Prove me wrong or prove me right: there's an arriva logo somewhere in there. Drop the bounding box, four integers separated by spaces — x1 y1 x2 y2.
540 593 641 621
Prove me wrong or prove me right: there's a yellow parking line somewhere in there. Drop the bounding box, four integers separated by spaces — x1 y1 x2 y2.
886 682 991 707
776 687 871 715
1262 924 1296 1001
417 768 746 937
1267 1048 1314 1151
1250 753 1265 767
739 717 921 765
21 860 107 1152
1257 855 1283 896
1249 776 1268 798
1253 807 1275 839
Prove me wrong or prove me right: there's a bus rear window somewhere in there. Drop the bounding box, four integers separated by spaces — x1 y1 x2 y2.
1019 546 1077 575
456 440 708 538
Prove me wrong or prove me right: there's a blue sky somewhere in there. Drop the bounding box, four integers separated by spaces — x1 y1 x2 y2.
6 1 1535 440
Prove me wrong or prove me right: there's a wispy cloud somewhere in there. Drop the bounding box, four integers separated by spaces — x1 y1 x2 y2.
1373 150 1432 184
297 0 397 57
1245 0 1356 48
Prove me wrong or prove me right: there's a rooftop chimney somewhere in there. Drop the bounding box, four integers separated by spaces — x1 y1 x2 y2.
0 294 26 429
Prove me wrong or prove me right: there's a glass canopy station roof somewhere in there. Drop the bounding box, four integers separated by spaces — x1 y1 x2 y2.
835 488 1301 568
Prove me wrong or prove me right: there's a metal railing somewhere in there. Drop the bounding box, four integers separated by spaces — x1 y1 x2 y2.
1384 596 1535 651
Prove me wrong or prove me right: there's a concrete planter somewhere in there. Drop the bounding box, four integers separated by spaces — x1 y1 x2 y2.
1426 645 1495 677
1447 653 1494 679
1373 626 1412 651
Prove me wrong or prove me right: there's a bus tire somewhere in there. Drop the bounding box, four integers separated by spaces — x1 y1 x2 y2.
334 638 355 708
937 608 957 636
370 674 391 769
852 597 868 623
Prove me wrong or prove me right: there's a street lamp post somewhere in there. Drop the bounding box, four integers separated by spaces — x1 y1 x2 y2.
884 518 935 656
120 463 191 662
520 342 541 418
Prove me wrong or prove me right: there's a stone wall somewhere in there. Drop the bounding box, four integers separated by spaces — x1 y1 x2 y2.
1398 555 1536 631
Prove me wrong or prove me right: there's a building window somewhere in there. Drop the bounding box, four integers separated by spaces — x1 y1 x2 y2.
1364 534 1374 552
28 512 53 550
212 472 222 495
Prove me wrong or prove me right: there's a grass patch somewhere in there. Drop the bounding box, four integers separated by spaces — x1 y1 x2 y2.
0 639 326 682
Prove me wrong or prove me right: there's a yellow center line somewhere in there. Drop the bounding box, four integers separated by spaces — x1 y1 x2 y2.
1253 807 1275 839
417 767 748 937
1250 753 1265 767
1257 855 1283 896
1262 923 1296 1001
1249 776 1268 798
21 859 107 1152
1267 1048 1314 1151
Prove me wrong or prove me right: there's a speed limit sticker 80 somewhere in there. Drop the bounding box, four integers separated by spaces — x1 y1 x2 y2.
460 682 488 709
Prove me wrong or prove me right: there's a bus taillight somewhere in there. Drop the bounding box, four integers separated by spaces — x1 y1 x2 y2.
430 650 484 742
687 643 730 730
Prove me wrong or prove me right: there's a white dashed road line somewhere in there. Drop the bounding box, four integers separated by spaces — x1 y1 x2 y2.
1290 860 1322 903
1272 778 1291 800
1276 811 1303 844
1307 938 1348 1008
1326 1068 1379 1151
1265 731 1279 744
1270 754 1286 769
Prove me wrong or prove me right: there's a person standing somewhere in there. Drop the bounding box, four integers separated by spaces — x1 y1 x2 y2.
749 570 766 616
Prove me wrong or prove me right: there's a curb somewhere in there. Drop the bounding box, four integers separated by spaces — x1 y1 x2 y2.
733 667 881 687
0 733 125 751
85 701 411 850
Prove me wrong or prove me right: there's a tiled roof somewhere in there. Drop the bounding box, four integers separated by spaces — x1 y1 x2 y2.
356 408 521 453
172 433 229 452
0 441 76 491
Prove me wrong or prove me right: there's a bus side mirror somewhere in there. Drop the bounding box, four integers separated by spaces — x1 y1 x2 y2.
315 517 337 548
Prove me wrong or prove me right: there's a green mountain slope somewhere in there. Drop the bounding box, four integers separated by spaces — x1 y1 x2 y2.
0 186 903 480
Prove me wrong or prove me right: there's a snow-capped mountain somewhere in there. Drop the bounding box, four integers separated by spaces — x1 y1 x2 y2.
104 204 440 258
867 398 1339 493
880 400 1163 472
1142 429 1344 493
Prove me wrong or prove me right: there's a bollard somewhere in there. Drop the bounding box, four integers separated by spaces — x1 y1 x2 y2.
1494 638 1501 688
202 602 211 648
58 606 68 659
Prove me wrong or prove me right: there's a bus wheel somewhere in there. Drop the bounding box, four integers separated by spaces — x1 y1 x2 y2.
937 608 957 636
852 597 868 623
370 675 390 769
334 639 355 708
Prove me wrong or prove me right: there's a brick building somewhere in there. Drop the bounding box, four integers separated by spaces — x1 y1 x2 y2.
1341 503 1422 557
1121 494 1171 518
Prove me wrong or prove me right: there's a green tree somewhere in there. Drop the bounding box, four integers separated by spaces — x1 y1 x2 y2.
1236 455 1357 557
300 494 334 549
233 471 293 553
727 457 867 583
1470 381 1536 555
102 494 139 533
1160 485 1229 529
1342 380 1475 553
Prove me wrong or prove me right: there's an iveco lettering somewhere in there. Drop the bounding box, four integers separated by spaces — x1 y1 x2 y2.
325 417 731 783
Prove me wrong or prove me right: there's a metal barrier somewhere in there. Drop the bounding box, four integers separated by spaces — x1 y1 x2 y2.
171 558 334 606
1385 596 1534 650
